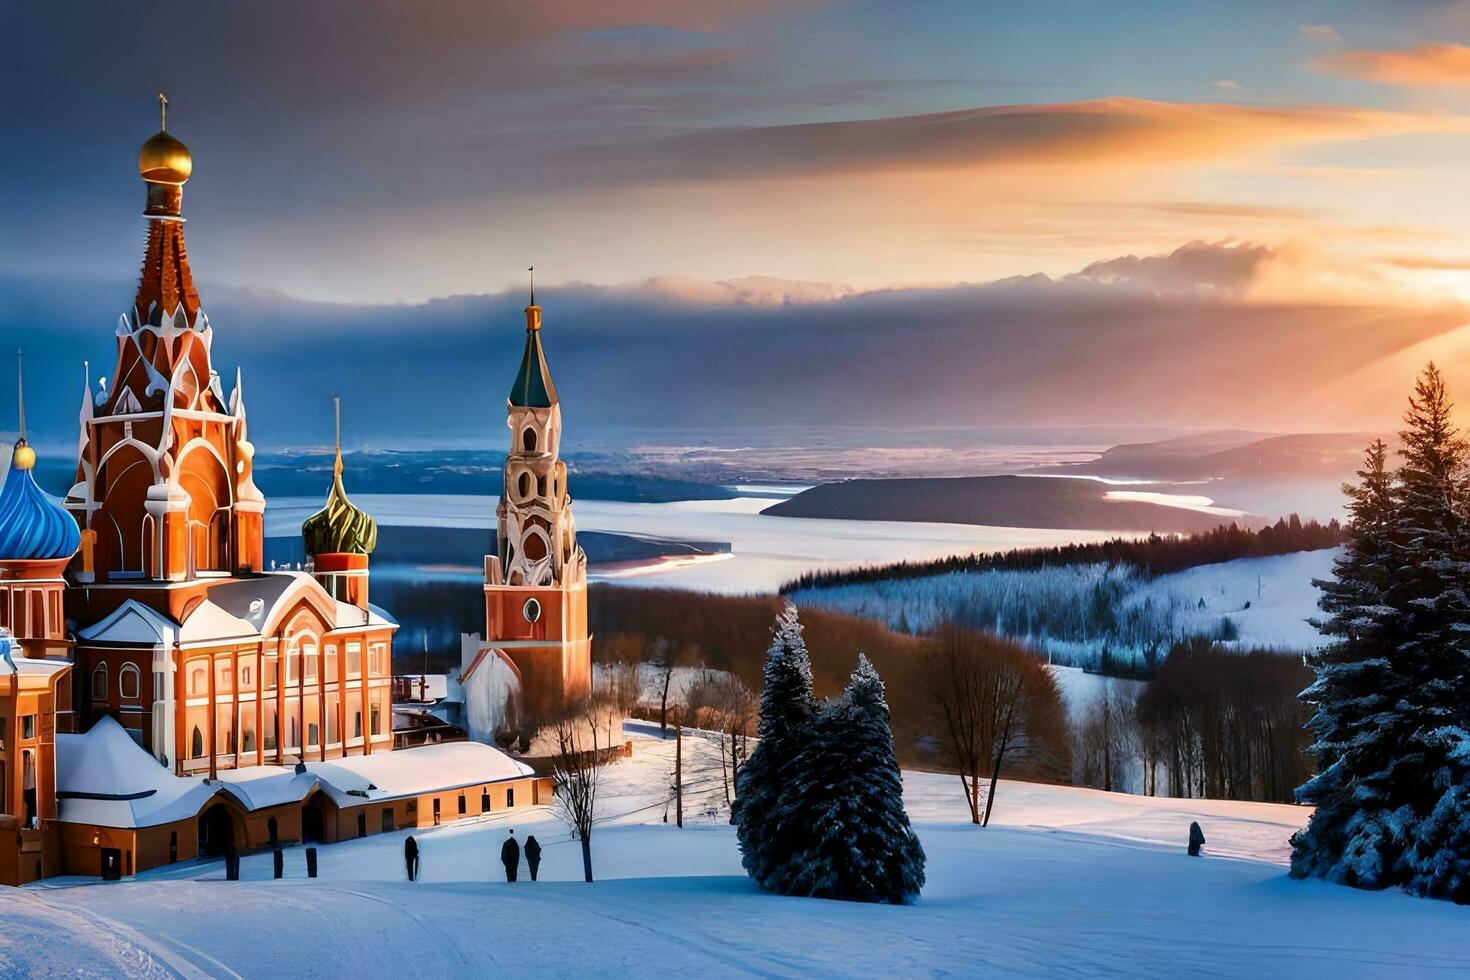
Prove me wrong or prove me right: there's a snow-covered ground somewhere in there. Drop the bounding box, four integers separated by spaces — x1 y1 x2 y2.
796 547 1337 670
1136 547 1336 651
7 721 1468 978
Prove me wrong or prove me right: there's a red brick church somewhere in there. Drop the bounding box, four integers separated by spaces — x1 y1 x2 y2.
0 99 562 883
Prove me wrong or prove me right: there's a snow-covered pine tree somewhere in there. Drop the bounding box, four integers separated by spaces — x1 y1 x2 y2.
731 602 816 889
1294 364 1470 900
1389 365 1470 900
772 655 926 903
1291 439 1408 885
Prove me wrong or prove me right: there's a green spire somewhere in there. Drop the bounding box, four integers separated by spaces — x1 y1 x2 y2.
508 268 557 409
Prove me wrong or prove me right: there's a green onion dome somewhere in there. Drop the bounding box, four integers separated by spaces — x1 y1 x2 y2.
301 454 377 557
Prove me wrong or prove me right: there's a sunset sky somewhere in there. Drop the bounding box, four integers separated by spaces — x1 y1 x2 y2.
8 2 1470 445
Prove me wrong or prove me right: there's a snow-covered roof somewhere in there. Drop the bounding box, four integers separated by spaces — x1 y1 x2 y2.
397 674 450 702
177 599 257 645
214 765 319 811
77 572 396 648
305 741 535 806
76 599 179 646
0 656 71 679
334 599 396 630
55 717 218 829
203 572 326 636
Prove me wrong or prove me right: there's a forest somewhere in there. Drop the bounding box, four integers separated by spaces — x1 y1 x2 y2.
781 516 1343 591
588 586 1312 804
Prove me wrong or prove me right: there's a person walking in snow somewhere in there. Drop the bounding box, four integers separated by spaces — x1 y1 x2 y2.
405 835 420 881
501 829 520 882
524 835 542 881
1188 822 1205 857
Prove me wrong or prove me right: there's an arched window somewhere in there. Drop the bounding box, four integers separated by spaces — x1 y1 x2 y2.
189 663 208 696
208 511 229 571
517 471 532 500
522 427 537 453
140 514 156 579
191 725 205 759
119 663 141 701
92 662 108 700
522 528 549 562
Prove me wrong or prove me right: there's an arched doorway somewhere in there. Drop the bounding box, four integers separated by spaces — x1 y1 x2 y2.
302 793 337 845
198 802 240 857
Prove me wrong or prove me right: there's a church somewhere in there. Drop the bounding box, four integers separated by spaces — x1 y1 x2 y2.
0 100 589 883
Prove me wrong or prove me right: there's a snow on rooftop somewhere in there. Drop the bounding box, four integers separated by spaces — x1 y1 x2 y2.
0 656 71 678
213 765 319 811
55 717 217 829
305 741 534 805
76 572 397 648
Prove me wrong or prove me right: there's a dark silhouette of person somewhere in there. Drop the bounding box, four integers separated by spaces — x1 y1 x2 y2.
1188 821 1205 857
501 829 520 882
405 835 420 881
524 835 542 881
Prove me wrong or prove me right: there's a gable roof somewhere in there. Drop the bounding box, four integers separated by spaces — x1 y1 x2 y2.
76 600 179 646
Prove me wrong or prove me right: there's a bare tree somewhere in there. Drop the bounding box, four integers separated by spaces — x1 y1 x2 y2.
651 639 675 735
1074 681 1141 793
926 625 1067 826
684 670 755 808
597 661 642 720
550 699 609 882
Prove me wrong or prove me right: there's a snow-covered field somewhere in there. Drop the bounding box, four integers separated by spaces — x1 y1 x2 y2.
6 721 1467 979
794 548 1337 670
1136 547 1336 651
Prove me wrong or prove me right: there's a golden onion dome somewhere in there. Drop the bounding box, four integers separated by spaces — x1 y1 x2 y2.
139 130 192 184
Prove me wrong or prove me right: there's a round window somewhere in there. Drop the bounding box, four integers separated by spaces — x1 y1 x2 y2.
523 597 542 623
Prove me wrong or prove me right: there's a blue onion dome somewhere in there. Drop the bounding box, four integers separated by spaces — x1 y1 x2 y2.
0 440 82 561
302 453 377 556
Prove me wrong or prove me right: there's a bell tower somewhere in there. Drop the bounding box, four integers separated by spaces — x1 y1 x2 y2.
66 94 265 584
476 272 591 721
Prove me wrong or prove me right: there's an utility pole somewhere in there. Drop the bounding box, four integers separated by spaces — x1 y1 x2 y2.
674 708 684 829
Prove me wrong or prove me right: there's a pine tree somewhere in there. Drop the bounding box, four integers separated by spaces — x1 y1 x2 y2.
773 655 926 903
1389 365 1470 899
1292 365 1470 900
1291 439 1407 885
731 602 816 889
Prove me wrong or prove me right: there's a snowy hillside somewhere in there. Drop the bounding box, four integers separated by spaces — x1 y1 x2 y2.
792 547 1336 670
1135 547 1334 652
7 719 1469 978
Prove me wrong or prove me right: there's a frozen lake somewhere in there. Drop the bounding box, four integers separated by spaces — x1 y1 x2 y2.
266 492 1135 594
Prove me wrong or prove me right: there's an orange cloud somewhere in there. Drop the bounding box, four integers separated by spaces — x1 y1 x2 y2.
1314 42 1470 86
569 97 1469 182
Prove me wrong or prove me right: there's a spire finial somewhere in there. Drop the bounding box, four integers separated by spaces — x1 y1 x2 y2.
13 349 34 471
524 267 543 331
158 92 168 132
333 396 343 477
16 348 26 444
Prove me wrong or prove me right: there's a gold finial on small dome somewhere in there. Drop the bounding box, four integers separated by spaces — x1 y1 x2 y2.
139 92 192 185
13 350 33 471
